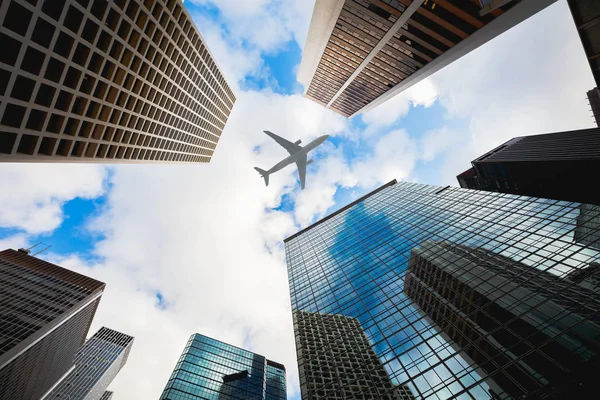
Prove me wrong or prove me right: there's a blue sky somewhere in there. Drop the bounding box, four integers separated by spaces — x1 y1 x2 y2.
0 1 596 399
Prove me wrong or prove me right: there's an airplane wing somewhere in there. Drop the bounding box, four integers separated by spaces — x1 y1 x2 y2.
264 130 301 155
296 155 307 190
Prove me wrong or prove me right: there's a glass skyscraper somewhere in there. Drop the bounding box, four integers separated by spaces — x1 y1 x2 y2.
160 333 286 400
284 180 600 399
45 327 134 400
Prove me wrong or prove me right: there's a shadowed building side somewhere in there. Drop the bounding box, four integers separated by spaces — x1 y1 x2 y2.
0 248 105 400
457 127 600 205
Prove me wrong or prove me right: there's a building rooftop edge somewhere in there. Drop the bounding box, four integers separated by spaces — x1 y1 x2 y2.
190 333 286 370
283 179 398 243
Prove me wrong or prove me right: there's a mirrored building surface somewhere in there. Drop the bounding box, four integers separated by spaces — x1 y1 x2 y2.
284 180 600 399
160 333 286 400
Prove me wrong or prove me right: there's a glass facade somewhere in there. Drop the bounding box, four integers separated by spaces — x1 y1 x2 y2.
46 327 134 400
160 333 286 400
285 181 600 399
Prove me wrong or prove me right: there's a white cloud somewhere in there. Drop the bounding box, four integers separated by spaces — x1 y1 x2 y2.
361 79 439 132
0 234 28 251
429 0 596 185
0 164 107 234
51 90 348 399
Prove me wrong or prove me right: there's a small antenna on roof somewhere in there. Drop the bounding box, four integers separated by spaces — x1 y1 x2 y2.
32 244 52 257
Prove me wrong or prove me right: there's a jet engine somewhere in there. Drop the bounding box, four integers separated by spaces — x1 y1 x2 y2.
294 140 302 145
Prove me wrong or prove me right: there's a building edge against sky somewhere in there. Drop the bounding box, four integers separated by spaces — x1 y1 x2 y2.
298 0 557 118
284 179 600 399
44 327 134 400
160 333 286 400
0 248 105 399
0 0 235 163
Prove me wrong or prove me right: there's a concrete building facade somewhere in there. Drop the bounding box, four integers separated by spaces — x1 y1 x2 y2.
0 0 235 163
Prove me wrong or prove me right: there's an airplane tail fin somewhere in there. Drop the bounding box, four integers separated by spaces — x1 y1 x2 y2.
254 167 269 186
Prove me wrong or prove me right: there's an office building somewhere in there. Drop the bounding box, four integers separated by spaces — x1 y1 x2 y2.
405 241 600 399
0 0 235 163
298 0 556 117
294 310 414 399
45 327 134 400
567 0 599 87
160 333 286 400
0 248 105 400
456 127 600 205
284 180 600 399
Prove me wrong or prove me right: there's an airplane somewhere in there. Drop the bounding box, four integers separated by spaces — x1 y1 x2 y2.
254 131 329 190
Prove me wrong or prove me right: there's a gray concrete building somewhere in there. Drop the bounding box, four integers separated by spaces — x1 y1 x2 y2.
298 0 556 117
0 0 235 163
0 248 105 400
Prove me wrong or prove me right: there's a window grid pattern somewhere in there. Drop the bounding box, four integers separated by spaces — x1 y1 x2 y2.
0 249 104 400
0 0 235 163
47 327 134 400
285 181 600 399
305 0 513 117
160 333 286 400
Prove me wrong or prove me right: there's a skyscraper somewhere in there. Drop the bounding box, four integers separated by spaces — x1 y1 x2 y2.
455 127 600 205
284 180 600 399
0 248 105 400
0 0 235 163
298 0 556 117
160 333 286 400
588 87 600 127
405 240 600 399
44 327 134 400
294 310 414 399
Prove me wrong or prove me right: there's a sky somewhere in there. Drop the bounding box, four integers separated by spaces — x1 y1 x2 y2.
0 0 597 399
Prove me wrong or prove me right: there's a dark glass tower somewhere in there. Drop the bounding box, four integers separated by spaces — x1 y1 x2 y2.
160 333 286 400
45 327 134 400
456 127 600 205
0 0 235 163
0 248 105 400
284 180 600 399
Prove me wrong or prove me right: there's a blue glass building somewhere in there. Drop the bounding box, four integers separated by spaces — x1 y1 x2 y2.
160 333 286 400
285 180 600 399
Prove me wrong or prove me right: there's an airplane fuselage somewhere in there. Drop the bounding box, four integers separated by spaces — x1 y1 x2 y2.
266 135 328 174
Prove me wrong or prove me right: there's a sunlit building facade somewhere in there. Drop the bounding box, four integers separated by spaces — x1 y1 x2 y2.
46 327 134 400
298 0 556 117
284 180 600 399
160 333 286 400
0 0 235 163
0 248 105 400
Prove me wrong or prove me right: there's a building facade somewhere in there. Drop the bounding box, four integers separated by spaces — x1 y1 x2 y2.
0 0 235 163
45 327 134 400
160 333 286 400
405 241 600 399
456 127 600 205
294 310 414 400
284 180 600 399
298 0 556 117
0 248 105 400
